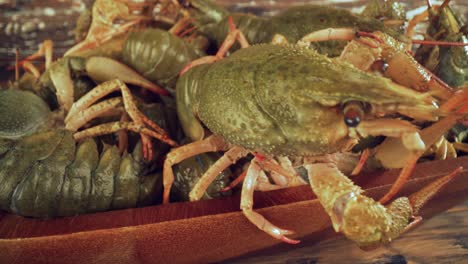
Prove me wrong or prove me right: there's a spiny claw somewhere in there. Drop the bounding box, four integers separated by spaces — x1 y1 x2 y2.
302 28 456 100
305 162 462 249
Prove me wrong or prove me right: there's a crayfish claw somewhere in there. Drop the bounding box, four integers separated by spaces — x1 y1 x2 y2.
305 161 463 248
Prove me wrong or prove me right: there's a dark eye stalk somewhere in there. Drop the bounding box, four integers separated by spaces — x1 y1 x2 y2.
343 101 365 127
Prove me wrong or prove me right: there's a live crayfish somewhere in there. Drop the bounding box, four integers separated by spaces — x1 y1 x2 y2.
404 0 468 161
0 0 233 217
175 0 457 102
163 18 468 248
179 0 407 57
0 23 185 217
62 0 206 91
412 0 467 88
0 82 176 217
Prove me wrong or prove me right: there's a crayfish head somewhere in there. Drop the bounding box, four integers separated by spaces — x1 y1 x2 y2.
333 84 439 142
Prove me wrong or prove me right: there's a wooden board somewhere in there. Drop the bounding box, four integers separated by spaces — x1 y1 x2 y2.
0 156 467 263
230 201 468 263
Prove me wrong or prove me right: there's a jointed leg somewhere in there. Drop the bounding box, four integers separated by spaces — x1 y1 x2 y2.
299 28 383 48
256 156 300 185
18 39 53 70
189 146 249 201
221 156 305 192
351 149 370 176
221 170 247 192
256 170 285 191
49 62 75 113
169 16 193 36
241 159 300 244
65 97 123 131
73 121 173 146
163 135 229 203
118 113 129 154
179 16 250 75
22 61 41 79
67 79 177 160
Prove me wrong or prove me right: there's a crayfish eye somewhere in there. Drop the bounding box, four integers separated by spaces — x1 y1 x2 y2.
371 60 389 74
343 101 365 127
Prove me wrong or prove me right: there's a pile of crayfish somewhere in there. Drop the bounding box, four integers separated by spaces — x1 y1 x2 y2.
0 0 467 249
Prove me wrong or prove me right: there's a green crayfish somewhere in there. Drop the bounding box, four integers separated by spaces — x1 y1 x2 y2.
178 0 407 57
163 22 467 248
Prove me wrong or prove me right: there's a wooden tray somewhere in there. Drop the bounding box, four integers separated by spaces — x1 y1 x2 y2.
0 156 467 263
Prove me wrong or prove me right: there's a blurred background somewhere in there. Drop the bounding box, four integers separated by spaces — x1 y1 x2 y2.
0 0 466 69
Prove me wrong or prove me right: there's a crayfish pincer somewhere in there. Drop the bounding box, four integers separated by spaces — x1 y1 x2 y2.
164 23 467 247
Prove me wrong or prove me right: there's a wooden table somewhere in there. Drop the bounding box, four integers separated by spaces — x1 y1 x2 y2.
231 202 468 264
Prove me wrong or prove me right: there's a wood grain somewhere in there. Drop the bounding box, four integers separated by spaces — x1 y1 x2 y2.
230 201 468 264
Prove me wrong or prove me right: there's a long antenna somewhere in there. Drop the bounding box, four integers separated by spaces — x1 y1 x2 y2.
15 48 19 82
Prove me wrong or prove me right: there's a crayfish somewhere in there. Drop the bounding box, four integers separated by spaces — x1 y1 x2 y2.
0 23 182 217
163 17 467 248
177 0 407 56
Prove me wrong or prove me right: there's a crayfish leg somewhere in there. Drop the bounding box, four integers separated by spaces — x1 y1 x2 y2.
67 79 177 161
221 170 247 192
162 135 229 203
241 159 300 244
65 97 123 131
179 16 250 75
379 153 420 204
189 146 249 201
22 61 41 79
49 61 75 113
15 39 53 71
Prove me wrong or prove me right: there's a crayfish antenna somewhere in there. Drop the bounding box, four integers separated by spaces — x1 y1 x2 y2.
440 0 451 10
14 48 19 82
412 39 468 47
